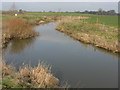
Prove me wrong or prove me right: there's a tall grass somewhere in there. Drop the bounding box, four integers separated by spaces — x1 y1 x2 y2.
3 17 38 39
2 60 59 88
2 17 38 48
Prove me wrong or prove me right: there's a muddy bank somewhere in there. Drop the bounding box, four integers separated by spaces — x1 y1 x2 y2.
56 20 120 53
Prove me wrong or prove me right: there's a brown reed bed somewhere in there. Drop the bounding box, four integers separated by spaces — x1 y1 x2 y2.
1 60 60 88
2 17 39 48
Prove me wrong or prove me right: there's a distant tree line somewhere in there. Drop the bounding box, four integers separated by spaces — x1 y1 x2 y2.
48 8 119 16
74 8 118 16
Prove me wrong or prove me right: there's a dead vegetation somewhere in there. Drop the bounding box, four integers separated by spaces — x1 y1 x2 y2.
2 60 60 88
2 17 39 48
56 18 120 53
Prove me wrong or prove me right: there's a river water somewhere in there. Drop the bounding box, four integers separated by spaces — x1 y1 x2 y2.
3 22 118 88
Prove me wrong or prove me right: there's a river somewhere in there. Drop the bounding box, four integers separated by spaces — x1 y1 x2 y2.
3 22 118 88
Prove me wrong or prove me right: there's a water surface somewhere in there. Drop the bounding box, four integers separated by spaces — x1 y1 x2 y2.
4 22 118 88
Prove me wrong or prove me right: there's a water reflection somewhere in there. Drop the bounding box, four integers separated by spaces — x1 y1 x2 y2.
79 41 119 58
93 45 120 57
8 38 36 54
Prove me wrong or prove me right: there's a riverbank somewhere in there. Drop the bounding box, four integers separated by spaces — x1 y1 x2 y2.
2 60 60 88
2 17 39 48
2 14 59 48
56 19 119 53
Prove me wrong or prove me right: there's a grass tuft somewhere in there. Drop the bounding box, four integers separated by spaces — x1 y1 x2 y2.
2 60 59 88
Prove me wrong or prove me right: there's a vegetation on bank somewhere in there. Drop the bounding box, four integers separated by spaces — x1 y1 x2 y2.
3 17 38 38
2 12 65 48
2 17 39 48
1 60 60 88
56 18 119 53
2 11 119 51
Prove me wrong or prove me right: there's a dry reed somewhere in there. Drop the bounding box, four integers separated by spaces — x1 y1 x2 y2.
2 17 38 48
2 60 59 88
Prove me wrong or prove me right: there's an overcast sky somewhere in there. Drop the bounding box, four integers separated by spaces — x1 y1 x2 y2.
2 2 118 12
1 0 119 2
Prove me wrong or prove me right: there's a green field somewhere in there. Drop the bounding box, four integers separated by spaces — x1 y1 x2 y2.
81 14 119 28
2 11 119 28
26 12 119 28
